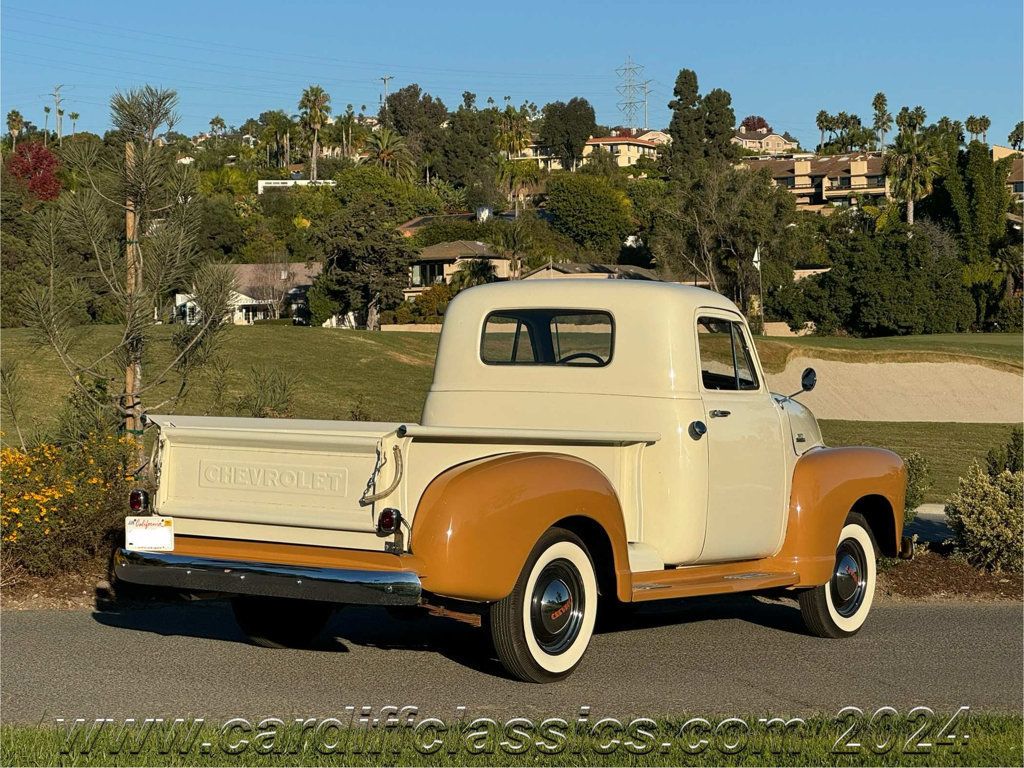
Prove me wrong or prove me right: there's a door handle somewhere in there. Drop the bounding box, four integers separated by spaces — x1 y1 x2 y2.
709 409 731 418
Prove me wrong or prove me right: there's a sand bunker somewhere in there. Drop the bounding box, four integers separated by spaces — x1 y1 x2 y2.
766 357 1023 423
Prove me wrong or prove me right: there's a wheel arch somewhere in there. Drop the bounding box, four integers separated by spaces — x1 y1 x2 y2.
851 493 899 557
779 446 906 586
408 452 632 603
553 515 619 604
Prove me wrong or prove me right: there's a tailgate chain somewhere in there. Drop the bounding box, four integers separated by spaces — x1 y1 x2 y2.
359 445 403 506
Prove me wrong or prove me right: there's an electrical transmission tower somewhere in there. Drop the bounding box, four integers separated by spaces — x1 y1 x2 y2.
615 57 644 131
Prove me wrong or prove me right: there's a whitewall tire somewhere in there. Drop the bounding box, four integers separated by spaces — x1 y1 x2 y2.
799 512 877 638
489 528 598 683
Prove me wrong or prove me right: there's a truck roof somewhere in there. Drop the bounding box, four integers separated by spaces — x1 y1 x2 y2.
429 279 749 399
450 279 738 314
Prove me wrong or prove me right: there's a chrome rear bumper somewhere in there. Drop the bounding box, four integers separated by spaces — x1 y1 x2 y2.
114 548 422 605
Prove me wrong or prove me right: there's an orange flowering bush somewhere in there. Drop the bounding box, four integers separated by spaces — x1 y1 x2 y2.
1 434 135 576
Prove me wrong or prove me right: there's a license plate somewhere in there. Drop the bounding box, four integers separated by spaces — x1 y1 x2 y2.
125 516 174 551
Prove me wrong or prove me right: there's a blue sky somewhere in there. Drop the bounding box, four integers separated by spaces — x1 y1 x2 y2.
2 0 1021 148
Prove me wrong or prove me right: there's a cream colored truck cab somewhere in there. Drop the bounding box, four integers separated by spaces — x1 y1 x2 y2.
116 281 910 683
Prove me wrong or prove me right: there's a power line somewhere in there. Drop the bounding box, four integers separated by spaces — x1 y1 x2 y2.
615 56 643 131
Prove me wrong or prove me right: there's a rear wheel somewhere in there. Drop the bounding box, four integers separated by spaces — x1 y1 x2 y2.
488 528 598 683
231 596 335 648
798 512 877 638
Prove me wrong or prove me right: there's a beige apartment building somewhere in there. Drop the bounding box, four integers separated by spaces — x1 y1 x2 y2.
515 132 665 171
742 152 889 212
731 126 799 155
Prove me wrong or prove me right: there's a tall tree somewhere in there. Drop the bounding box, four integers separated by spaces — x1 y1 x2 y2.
69 111 79 136
965 115 980 141
701 88 736 162
298 85 331 182
25 86 232 464
978 115 991 144
383 83 447 171
209 114 226 136
872 92 892 149
539 97 596 171
6 109 23 150
310 198 413 330
364 127 414 181
815 110 830 151
1009 121 1024 150
740 115 769 132
667 69 703 171
884 110 939 225
42 105 50 145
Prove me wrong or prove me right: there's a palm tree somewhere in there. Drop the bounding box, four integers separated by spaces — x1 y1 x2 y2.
496 104 531 161
493 220 533 279
364 127 413 181
450 258 497 291
978 115 991 144
497 159 541 216
884 127 940 225
815 110 829 151
209 115 226 136
43 105 50 145
7 109 23 151
1009 121 1024 150
965 115 979 141
872 92 892 149
298 85 331 182
69 111 79 136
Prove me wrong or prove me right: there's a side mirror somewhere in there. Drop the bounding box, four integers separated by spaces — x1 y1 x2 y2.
788 367 817 399
800 367 817 393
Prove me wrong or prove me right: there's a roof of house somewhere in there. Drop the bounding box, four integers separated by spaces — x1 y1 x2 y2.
521 263 661 280
417 240 504 262
745 153 884 178
586 136 658 148
1010 156 1024 183
230 261 322 298
732 128 797 143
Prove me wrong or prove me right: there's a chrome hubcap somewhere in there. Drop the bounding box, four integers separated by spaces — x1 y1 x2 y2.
530 559 584 654
830 539 868 617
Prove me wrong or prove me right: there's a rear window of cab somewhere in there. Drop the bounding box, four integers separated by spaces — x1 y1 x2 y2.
480 309 614 367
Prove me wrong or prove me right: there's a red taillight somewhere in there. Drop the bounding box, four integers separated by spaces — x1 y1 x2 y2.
129 489 150 513
376 508 401 535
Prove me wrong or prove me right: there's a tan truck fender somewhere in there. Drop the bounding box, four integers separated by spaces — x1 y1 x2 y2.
776 446 907 586
407 452 633 603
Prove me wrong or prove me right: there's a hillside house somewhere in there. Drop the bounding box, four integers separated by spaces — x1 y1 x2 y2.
175 261 322 325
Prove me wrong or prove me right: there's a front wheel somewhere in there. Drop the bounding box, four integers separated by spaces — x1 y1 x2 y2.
231 596 335 648
798 512 877 638
488 528 598 683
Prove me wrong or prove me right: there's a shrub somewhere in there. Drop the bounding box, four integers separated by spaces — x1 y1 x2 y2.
986 424 1023 476
944 462 1023 572
902 451 931 524
1 434 134 577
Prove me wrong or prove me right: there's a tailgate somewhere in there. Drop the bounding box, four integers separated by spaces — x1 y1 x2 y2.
149 415 404 533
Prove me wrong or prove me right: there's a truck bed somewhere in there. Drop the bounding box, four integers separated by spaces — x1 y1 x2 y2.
147 415 659 552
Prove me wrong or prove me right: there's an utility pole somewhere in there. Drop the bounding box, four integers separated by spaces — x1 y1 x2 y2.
615 57 643 131
379 74 393 126
641 79 653 131
123 140 143 446
51 85 64 146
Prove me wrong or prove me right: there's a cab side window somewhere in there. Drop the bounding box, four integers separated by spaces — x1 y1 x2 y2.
697 317 760 391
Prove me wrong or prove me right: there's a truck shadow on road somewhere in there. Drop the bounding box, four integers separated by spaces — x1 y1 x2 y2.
91 592 809 679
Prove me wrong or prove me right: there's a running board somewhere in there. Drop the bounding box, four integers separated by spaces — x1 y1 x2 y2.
631 561 800 602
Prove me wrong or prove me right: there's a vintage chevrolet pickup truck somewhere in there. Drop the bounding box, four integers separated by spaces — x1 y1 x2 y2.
116 280 910 682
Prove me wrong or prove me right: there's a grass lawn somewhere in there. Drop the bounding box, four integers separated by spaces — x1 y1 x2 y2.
3 714 1021 766
820 421 1016 503
1 325 440 433
754 333 1023 374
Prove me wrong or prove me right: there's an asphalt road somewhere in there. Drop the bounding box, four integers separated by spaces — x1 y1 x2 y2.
2 596 1021 724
